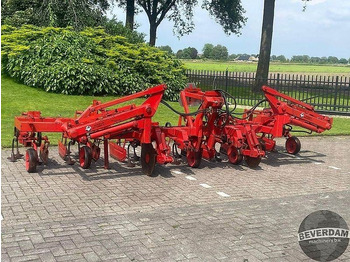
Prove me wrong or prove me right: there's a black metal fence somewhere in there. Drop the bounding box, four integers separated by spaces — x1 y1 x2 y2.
186 69 350 115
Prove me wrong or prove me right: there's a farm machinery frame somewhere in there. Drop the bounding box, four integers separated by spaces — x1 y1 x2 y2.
10 83 333 176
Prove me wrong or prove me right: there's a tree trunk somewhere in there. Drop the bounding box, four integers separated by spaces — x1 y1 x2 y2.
149 22 157 46
254 0 275 92
125 0 134 30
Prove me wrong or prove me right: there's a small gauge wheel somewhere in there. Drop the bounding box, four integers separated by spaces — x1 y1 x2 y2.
79 146 92 169
141 143 157 176
25 148 38 173
186 149 202 168
227 146 243 165
285 136 301 155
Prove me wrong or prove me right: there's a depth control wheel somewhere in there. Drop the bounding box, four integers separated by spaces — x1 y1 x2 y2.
141 143 157 177
285 136 301 155
245 156 261 168
79 146 92 169
25 148 38 173
186 149 202 168
227 146 243 165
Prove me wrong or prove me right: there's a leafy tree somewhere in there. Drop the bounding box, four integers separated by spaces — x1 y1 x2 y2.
1 0 110 29
176 50 184 59
158 45 174 55
184 47 198 59
202 43 214 59
291 55 310 63
1 0 39 26
320 56 328 64
2 0 145 43
202 0 247 35
136 0 246 46
103 17 145 43
310 56 321 64
176 47 198 59
202 44 228 60
211 44 228 60
327 56 339 64
276 55 286 62
339 58 348 64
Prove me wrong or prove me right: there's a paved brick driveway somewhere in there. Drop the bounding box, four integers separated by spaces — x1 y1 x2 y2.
2 136 350 261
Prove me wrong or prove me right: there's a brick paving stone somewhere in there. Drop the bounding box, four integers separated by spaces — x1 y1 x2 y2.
1 136 350 261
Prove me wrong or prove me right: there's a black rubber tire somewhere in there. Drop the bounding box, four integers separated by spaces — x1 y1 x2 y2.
186 150 202 168
79 146 92 169
25 148 37 173
227 146 243 165
285 136 301 155
141 143 157 177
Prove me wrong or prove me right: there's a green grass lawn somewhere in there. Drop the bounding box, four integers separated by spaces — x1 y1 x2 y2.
1 76 185 147
183 60 350 74
1 76 349 147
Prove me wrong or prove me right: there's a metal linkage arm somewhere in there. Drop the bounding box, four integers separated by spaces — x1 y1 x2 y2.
262 85 333 133
76 84 166 123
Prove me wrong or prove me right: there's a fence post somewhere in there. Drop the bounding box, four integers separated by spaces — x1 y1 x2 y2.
333 76 339 111
225 69 228 93
277 73 280 89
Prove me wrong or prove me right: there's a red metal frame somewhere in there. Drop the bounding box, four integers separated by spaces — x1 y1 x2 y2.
10 83 333 175
242 85 333 152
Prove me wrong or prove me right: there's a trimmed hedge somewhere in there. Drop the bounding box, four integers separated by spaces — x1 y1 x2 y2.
1 25 186 100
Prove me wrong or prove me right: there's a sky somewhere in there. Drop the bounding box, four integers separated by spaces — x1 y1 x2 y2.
108 0 350 59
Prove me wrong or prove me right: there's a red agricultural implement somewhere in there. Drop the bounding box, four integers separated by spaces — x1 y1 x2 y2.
10 83 333 176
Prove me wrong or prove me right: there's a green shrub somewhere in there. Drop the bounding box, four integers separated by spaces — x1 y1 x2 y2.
1 25 186 100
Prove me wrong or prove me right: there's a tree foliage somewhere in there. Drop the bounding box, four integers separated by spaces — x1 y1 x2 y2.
134 0 246 46
202 43 228 60
136 0 198 46
1 25 186 100
1 0 110 29
176 47 198 59
103 17 145 44
290 55 347 64
202 0 247 35
157 45 174 55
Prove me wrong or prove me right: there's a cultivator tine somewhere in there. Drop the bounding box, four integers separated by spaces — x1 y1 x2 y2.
8 137 23 162
127 159 136 168
66 157 75 165
103 139 109 169
9 138 17 162
214 152 222 162
126 143 139 167
133 148 140 161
